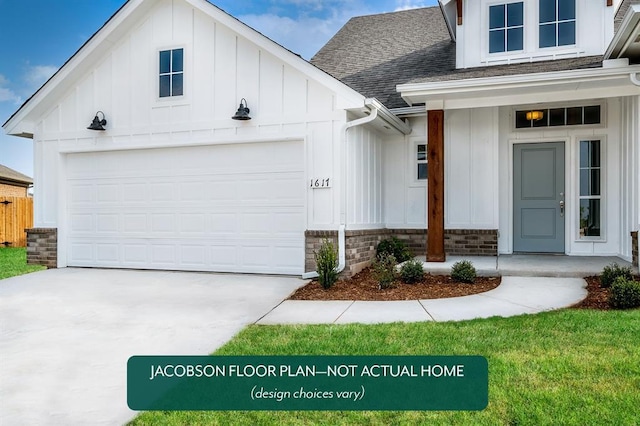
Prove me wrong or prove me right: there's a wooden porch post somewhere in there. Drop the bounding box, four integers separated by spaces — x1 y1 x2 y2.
427 109 445 262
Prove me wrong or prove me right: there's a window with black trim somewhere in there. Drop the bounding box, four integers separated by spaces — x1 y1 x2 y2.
579 140 602 238
159 48 184 98
489 2 524 53
539 0 575 48
515 105 600 129
417 144 427 180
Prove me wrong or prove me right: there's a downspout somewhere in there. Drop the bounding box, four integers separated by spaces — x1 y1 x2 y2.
631 72 640 86
302 107 379 279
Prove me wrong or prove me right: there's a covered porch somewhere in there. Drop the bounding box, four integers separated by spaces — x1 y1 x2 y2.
419 254 638 278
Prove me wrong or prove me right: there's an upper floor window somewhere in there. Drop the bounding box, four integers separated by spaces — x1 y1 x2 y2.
159 48 184 98
489 2 524 53
539 0 575 48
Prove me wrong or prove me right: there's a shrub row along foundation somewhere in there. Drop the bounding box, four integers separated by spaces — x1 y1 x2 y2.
305 229 498 278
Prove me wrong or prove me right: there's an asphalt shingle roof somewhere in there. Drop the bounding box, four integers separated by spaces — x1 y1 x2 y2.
0 164 33 185
311 6 605 109
311 7 454 109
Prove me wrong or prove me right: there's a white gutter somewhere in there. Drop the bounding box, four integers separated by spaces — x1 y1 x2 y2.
364 98 412 135
398 65 640 97
301 107 380 280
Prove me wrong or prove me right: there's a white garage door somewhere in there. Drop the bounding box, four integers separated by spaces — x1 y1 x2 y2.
66 141 305 275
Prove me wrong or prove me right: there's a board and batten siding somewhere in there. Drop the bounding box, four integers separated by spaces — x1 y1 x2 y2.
32 0 352 235
346 125 385 228
383 111 499 230
619 95 640 261
445 108 499 229
384 116 426 228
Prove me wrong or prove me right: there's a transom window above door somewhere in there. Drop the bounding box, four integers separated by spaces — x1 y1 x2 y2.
489 2 524 53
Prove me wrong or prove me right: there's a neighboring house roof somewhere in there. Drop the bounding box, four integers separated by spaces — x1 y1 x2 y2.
0 164 33 186
311 7 454 109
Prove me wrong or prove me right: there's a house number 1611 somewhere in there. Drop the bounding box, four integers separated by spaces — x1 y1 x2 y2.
310 178 331 189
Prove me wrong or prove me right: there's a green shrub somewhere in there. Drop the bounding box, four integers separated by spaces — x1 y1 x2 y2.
400 258 424 284
451 260 476 283
373 253 397 290
315 239 338 289
609 276 640 309
376 237 412 263
600 262 634 288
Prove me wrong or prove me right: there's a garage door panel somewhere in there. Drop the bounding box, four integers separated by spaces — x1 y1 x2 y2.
67 142 305 275
97 244 119 262
123 214 147 232
151 245 177 265
71 243 93 262
180 245 208 266
210 213 238 233
123 244 148 264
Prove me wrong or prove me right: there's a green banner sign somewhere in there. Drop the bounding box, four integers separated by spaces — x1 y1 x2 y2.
128 355 488 411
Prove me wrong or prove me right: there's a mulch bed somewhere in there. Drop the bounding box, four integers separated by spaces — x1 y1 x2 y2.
570 276 612 310
291 269 629 310
289 267 501 301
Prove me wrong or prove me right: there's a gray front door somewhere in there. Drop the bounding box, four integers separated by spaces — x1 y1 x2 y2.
513 142 565 253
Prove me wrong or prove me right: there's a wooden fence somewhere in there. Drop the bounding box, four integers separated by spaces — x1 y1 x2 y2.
0 197 34 248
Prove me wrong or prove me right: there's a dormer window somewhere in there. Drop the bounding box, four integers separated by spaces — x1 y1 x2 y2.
539 0 576 48
489 2 524 54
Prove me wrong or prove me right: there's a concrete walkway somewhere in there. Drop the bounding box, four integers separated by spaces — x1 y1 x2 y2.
257 276 588 324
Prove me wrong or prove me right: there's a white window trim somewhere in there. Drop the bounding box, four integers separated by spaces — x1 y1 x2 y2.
408 136 428 187
575 136 606 242
156 45 188 103
510 100 607 132
484 0 526 58
537 0 578 50
488 1 526 55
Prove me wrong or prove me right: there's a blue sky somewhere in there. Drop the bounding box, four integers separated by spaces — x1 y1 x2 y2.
0 0 437 178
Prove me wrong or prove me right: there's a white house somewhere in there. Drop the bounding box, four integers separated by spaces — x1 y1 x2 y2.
4 0 640 277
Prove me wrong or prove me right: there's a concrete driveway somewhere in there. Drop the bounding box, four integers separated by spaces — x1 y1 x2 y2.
0 268 303 426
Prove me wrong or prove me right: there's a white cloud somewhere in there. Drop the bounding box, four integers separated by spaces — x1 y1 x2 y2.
394 0 430 11
24 65 58 89
240 12 347 59
0 74 22 104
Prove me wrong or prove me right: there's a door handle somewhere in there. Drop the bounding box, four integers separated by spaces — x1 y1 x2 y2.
559 200 565 217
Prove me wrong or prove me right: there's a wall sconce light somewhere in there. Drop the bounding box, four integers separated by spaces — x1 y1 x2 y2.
232 98 251 120
526 110 544 121
87 111 107 130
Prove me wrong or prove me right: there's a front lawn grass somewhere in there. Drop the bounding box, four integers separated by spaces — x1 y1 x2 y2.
131 309 640 425
0 247 46 279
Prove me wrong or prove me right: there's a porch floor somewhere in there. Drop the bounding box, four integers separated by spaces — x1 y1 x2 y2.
417 255 637 278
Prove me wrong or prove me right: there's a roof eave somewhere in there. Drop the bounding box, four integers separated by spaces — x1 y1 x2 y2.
605 4 640 59
398 64 640 107
365 98 412 135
